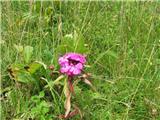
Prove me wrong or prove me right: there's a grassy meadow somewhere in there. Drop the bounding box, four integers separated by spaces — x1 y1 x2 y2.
1 1 160 120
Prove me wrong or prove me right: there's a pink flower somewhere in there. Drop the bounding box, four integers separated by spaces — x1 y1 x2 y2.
58 53 86 76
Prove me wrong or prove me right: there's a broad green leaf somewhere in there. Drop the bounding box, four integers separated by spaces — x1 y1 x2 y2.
27 61 44 74
9 63 24 70
23 46 33 63
16 71 35 83
8 63 35 83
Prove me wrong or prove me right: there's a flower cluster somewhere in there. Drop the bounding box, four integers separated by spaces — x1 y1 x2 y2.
58 53 86 76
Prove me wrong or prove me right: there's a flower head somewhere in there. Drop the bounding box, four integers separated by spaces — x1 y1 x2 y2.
58 53 86 76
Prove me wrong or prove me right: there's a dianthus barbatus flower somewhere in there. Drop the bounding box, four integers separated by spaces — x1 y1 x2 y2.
58 53 95 119
58 53 86 76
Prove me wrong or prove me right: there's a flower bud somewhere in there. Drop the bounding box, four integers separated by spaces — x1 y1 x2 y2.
49 65 54 70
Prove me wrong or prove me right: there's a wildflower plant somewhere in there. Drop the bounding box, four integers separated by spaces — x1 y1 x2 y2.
7 32 94 119
58 53 93 119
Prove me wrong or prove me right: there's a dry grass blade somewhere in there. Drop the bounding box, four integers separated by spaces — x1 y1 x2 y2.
64 84 71 117
83 78 97 92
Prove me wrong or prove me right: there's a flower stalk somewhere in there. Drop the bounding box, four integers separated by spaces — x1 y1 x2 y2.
58 52 94 119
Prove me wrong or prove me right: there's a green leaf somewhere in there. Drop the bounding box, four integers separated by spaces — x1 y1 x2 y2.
39 91 45 98
8 63 35 83
16 71 35 83
9 63 24 70
27 61 44 74
31 107 39 114
31 96 40 103
23 46 33 63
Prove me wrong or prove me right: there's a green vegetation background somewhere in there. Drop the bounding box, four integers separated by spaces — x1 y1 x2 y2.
1 1 160 120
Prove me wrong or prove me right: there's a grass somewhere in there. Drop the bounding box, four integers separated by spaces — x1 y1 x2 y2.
1 1 160 120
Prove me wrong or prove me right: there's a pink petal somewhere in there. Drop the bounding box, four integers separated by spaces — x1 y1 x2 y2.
75 63 83 70
69 66 75 73
79 56 86 64
60 66 70 73
73 68 81 75
58 57 68 66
